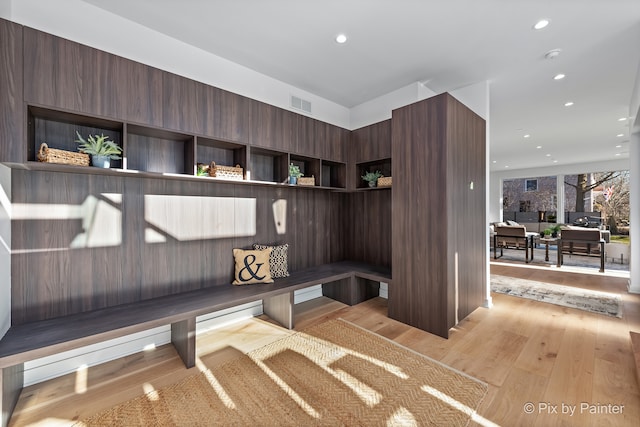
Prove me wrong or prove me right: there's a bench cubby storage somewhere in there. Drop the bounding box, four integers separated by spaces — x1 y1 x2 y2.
0 261 391 423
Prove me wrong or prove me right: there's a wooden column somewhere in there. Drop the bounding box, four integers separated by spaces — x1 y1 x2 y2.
390 93 486 338
171 318 196 368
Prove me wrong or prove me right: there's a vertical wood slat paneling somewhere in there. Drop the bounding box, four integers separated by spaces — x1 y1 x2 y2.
0 19 24 163
344 191 391 268
350 119 392 163
447 99 486 320
390 93 485 338
23 27 83 113
8 169 346 325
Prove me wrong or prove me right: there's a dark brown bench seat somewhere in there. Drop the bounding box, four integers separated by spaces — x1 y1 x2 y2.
557 227 605 272
493 225 535 263
0 260 391 427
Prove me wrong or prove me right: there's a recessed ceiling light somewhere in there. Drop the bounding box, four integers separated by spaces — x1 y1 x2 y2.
564 101 574 107
554 74 565 80
618 117 627 122
617 133 624 137
536 146 542 149
533 19 550 30
553 160 558 163
546 154 551 157
505 165 510 168
335 34 347 44
616 153 621 156
616 144 622 148
492 160 497 164
544 49 562 60
524 134 531 138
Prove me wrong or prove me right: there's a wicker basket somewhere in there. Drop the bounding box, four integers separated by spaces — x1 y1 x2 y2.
208 161 243 180
37 143 90 166
377 176 392 187
298 176 315 186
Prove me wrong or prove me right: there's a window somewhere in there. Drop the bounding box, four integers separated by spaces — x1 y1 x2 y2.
519 200 531 212
525 179 538 192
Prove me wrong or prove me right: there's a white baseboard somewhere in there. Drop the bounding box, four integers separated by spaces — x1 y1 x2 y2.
379 282 388 299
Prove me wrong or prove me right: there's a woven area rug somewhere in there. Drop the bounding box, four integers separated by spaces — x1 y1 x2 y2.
78 319 487 426
491 274 623 318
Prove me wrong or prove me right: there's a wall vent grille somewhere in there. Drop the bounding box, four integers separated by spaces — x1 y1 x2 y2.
291 95 312 114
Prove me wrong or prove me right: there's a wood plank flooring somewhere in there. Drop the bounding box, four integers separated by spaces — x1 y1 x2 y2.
8 263 640 426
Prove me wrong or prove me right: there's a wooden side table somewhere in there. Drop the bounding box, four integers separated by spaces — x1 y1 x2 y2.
539 237 558 262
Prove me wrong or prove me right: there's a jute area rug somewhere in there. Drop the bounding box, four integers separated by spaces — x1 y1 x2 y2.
491 274 623 318
78 319 487 426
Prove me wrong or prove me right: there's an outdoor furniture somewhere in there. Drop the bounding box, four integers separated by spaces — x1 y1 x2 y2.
493 225 534 263
540 237 558 262
557 227 605 272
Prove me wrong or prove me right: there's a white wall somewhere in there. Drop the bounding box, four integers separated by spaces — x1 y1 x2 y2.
627 50 640 293
0 165 11 339
0 0 10 18
350 82 437 130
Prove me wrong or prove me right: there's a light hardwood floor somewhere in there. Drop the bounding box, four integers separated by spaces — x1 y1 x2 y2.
9 263 640 426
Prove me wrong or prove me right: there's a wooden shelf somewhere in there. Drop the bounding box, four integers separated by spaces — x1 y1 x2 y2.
356 158 391 189
27 105 124 169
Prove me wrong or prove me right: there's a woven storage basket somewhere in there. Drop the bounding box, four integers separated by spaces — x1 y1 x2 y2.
37 143 90 166
377 176 392 187
298 176 315 186
208 161 243 180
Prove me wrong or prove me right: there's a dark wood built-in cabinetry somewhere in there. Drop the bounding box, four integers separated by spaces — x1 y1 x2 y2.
1 19 485 337
390 93 486 338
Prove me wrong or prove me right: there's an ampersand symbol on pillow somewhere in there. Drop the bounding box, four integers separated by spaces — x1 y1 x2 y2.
239 254 266 281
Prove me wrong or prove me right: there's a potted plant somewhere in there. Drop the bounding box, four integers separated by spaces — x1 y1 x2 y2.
289 163 303 185
361 170 383 188
543 228 552 237
76 131 122 168
550 224 563 238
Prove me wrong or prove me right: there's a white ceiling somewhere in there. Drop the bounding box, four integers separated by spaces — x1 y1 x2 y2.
84 0 640 172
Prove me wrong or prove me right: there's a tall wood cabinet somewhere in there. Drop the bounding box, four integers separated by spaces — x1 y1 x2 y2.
390 93 486 338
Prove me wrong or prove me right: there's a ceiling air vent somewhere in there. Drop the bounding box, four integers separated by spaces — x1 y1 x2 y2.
291 95 312 114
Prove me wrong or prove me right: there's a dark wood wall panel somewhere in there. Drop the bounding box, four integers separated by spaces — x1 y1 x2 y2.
446 98 486 320
0 19 24 163
125 62 164 127
390 93 485 338
249 101 296 153
163 72 198 133
350 119 392 163
345 191 391 268
9 168 346 325
23 27 83 112
196 85 250 144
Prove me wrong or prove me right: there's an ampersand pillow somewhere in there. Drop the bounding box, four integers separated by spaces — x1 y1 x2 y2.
232 248 274 285
253 243 290 278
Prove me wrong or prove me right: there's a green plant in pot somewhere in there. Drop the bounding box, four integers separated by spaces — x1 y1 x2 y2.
289 163 303 185
76 131 122 168
550 224 563 238
361 170 383 188
543 228 552 237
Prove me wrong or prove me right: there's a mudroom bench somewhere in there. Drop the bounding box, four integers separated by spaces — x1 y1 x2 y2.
0 260 391 426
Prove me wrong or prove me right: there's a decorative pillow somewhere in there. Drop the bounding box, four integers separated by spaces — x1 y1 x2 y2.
506 220 520 226
232 248 273 285
253 243 290 278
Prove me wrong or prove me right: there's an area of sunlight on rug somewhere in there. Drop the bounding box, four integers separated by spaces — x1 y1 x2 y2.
77 319 488 426
491 274 622 318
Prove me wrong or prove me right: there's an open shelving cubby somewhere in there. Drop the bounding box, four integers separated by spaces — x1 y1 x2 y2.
290 154 321 186
28 106 124 169
356 158 392 189
248 146 288 183
126 124 194 175
196 136 247 178
321 160 346 189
